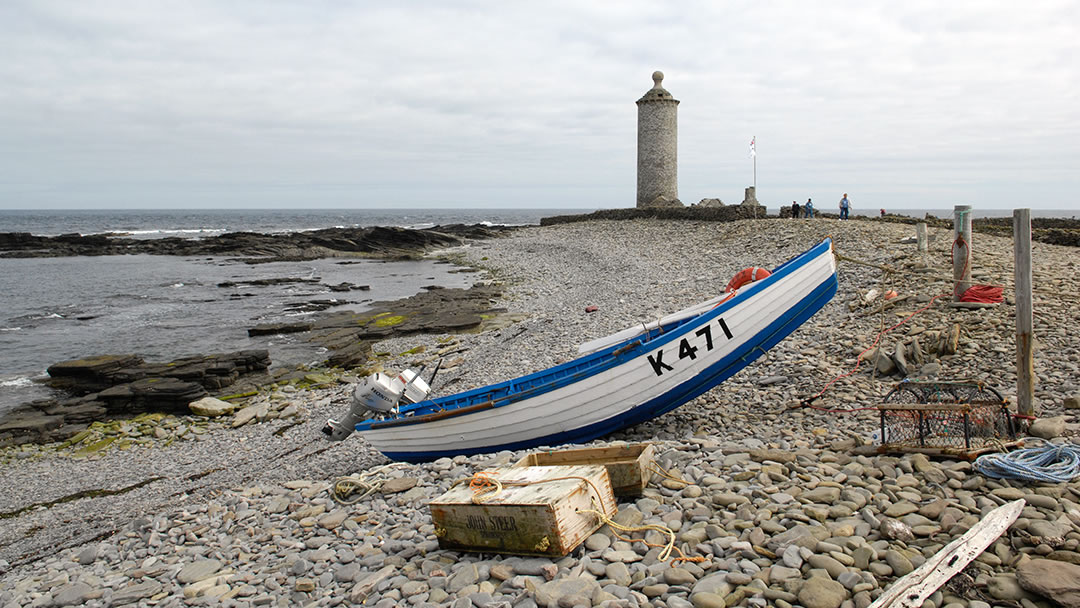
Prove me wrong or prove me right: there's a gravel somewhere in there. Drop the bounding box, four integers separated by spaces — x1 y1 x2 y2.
2 217 1079 608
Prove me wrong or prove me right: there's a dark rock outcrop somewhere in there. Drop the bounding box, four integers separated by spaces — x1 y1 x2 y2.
249 284 504 370
45 350 270 395
0 224 518 260
0 350 271 447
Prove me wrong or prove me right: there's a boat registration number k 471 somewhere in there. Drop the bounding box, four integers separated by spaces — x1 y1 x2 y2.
646 318 734 376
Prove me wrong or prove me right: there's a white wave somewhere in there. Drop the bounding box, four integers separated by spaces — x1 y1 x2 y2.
126 228 227 236
0 376 34 388
0 326 21 332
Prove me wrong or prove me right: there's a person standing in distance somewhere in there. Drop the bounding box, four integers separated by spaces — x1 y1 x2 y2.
791 200 800 219
804 198 814 218
839 193 850 220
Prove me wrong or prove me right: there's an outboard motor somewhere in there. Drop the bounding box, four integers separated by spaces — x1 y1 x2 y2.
322 369 432 441
392 369 431 405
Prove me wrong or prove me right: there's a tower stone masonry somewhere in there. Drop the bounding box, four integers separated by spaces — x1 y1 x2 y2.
636 71 681 208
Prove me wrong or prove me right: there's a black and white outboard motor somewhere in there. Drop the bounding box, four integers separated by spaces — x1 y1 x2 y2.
322 369 431 441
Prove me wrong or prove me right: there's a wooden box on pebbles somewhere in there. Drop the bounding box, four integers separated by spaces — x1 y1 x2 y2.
428 465 616 557
513 443 655 496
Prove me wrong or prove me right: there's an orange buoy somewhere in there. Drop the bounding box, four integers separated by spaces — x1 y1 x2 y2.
725 267 772 293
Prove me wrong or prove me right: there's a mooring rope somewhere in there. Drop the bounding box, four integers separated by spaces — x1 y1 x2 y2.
973 443 1080 483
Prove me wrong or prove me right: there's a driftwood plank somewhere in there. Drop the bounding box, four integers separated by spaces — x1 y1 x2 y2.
869 499 1025 608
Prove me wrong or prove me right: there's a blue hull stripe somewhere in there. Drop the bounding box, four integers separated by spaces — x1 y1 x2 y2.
380 265 838 463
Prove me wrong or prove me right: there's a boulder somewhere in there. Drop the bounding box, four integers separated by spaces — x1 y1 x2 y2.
46 355 144 394
876 352 898 376
189 397 236 417
798 577 847 608
696 198 725 208
533 577 600 608
98 377 207 414
1029 416 1067 439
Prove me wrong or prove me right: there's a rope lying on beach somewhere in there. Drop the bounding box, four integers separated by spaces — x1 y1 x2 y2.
332 463 412 504
973 444 1080 483
465 469 704 563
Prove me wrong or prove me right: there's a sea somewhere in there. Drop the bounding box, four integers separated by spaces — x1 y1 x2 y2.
0 208 580 415
0 206 1073 416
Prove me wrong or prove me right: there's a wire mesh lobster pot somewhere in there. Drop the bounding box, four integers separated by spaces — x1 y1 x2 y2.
876 380 1021 459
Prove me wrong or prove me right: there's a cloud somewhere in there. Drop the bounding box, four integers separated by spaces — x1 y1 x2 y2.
0 0 1077 209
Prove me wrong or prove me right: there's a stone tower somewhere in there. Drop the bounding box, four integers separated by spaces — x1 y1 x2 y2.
636 71 681 208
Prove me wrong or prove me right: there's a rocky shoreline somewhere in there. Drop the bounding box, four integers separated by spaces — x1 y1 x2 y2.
0 281 509 448
3 216 1080 608
0 224 517 261
0 225 514 448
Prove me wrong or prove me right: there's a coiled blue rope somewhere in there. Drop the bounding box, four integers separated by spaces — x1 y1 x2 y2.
974 443 1080 483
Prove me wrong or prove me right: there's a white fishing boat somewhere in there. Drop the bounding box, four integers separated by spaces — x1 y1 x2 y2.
323 238 838 462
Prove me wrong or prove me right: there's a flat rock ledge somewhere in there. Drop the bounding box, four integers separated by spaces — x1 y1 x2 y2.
0 350 271 447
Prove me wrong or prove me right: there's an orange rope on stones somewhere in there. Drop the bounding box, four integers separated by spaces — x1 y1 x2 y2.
802 293 950 414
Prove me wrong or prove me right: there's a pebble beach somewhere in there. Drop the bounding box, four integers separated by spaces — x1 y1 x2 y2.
2 216 1080 608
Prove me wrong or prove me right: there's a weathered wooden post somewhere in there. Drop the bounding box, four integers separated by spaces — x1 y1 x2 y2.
952 205 973 299
916 222 928 252
1014 208 1035 417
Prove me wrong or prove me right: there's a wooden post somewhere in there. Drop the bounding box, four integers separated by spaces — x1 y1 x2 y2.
916 222 928 252
952 205 973 299
1014 208 1035 417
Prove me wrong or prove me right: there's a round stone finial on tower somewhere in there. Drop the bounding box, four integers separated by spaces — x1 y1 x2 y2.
652 71 664 88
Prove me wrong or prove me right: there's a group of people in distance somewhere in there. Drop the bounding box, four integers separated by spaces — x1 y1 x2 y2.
790 197 822 219
789 193 882 219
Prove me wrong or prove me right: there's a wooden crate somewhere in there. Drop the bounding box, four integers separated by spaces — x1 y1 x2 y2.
513 443 655 496
429 465 616 557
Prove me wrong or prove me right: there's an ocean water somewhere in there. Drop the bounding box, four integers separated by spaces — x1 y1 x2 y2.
0 208 574 238
0 208 585 415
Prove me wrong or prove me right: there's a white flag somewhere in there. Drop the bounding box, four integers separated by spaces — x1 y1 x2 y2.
749 137 756 158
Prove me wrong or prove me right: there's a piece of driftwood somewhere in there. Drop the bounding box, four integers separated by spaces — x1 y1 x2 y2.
514 443 655 496
875 441 1025 461
429 465 616 557
861 294 913 318
868 499 1025 608
948 301 998 309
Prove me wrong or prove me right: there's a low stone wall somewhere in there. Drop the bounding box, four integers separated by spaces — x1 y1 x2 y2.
540 205 768 226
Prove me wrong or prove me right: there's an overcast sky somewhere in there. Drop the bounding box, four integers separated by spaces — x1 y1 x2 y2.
2 1 1077 211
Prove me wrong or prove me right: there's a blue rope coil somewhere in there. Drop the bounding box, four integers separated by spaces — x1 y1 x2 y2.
974 444 1080 483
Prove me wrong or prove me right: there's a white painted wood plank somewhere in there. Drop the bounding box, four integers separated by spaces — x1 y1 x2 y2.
868 499 1025 608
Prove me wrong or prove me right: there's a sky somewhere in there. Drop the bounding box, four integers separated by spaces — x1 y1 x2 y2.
1 1 1078 211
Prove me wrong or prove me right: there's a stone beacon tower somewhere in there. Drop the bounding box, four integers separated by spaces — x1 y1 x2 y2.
636 71 681 208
